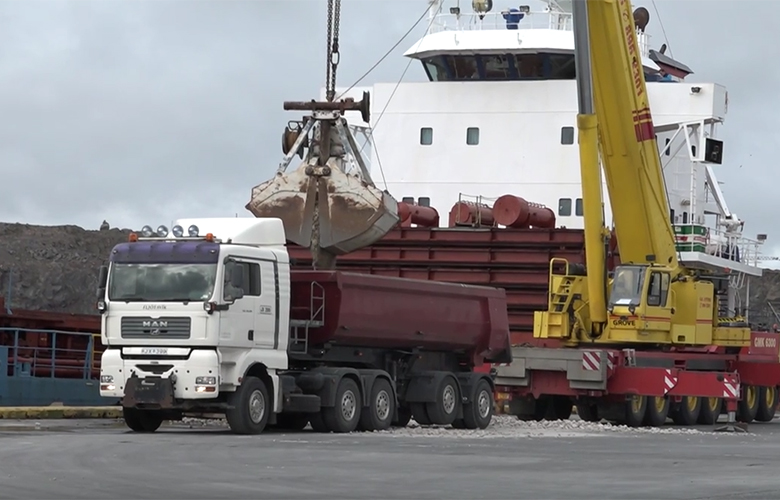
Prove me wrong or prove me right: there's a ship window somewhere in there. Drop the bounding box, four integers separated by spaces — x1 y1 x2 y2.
515 54 544 78
446 55 478 80
482 55 511 80
575 198 583 216
423 56 450 82
561 126 575 145
420 127 433 145
466 127 480 145
558 198 572 216
548 54 576 79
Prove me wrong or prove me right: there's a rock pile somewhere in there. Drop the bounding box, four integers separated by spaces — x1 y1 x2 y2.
0 223 130 315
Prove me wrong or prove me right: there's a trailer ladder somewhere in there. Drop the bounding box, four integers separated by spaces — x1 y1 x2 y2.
288 281 326 354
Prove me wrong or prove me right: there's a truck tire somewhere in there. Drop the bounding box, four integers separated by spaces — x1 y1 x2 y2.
225 376 270 435
737 385 759 423
359 378 395 431
621 395 647 427
322 377 362 433
123 407 163 433
460 378 493 429
671 396 701 426
426 374 459 426
643 396 670 427
392 406 412 427
411 403 432 425
274 413 310 431
697 397 722 425
309 412 330 433
755 386 778 422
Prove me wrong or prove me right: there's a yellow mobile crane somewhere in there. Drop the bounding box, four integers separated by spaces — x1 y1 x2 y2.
534 0 750 348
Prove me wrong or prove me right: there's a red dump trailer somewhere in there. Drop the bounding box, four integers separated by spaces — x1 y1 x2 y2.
277 270 512 432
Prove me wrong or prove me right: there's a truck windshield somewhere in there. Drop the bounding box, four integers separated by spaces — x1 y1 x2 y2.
608 266 645 307
108 263 218 302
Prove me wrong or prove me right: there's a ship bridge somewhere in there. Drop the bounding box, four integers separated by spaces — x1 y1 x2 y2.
406 0 695 83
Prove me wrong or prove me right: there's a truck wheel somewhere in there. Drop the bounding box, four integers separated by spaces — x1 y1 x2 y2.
643 396 670 427
123 407 163 433
322 377 362 433
426 374 459 426
737 385 759 423
621 395 647 427
274 413 310 431
697 397 722 425
225 376 270 435
309 412 330 433
671 396 700 426
575 401 599 422
411 403 432 425
359 378 395 432
755 386 778 422
392 406 412 428
461 378 493 429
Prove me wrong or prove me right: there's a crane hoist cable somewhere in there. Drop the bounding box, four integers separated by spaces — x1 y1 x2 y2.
325 0 341 101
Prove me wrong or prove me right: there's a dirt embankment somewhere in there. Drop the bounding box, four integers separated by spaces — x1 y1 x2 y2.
0 223 130 315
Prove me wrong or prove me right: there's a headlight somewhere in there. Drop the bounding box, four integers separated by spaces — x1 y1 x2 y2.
156 225 169 237
188 225 200 237
141 225 154 237
172 225 184 237
101 375 114 383
195 376 217 385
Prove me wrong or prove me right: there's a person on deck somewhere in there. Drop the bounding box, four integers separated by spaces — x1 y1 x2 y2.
501 7 525 29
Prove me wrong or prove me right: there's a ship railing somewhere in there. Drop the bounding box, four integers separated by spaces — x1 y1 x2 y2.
428 10 651 57
674 223 765 268
288 281 326 354
0 327 101 380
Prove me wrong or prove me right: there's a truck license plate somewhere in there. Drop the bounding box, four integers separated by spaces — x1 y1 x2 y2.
140 348 168 355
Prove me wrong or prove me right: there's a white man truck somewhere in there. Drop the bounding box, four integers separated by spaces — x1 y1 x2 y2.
97 218 512 434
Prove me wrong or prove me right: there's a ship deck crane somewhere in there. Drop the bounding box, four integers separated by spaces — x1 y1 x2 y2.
534 0 750 348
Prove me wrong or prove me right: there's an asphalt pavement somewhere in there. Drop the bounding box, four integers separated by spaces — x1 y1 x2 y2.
0 417 777 500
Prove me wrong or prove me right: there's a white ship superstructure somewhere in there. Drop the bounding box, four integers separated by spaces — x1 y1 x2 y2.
318 0 764 315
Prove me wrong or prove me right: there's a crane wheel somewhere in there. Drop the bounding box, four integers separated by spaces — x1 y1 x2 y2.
643 396 670 427
575 401 599 422
671 396 701 426
696 397 722 425
622 395 647 427
755 386 778 422
736 385 759 423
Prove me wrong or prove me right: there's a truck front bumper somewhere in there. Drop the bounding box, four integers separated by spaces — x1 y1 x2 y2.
99 348 221 408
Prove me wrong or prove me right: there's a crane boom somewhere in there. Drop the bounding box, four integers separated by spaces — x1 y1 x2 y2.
533 0 751 348
584 0 678 269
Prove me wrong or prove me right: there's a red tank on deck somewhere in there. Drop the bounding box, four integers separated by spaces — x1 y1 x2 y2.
289 270 512 365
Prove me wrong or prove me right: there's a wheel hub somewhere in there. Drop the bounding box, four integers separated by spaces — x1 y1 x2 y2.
342 390 357 421
375 390 390 421
249 389 266 424
443 385 456 414
477 389 491 419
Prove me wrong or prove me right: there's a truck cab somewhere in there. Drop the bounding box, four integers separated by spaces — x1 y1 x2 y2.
98 218 291 433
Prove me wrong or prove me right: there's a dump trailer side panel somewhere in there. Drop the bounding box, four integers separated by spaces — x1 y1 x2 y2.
289 270 512 364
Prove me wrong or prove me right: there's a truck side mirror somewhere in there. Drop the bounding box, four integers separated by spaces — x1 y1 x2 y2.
96 265 108 299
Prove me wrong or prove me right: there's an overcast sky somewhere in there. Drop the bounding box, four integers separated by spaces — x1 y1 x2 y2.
0 0 777 258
